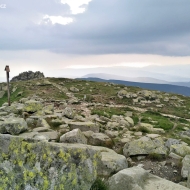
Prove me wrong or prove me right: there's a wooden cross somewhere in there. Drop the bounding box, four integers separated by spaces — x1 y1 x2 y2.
4 65 10 106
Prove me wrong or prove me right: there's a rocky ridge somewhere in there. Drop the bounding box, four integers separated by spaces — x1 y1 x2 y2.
11 71 44 82
1 77 190 189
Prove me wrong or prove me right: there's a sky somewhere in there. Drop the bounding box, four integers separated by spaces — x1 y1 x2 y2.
0 0 190 79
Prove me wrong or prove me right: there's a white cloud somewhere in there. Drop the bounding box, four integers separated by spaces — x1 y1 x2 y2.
42 15 73 25
61 0 92 14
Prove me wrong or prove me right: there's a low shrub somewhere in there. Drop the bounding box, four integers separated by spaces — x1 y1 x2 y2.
90 178 108 190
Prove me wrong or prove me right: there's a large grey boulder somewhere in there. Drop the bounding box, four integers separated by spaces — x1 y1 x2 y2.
123 137 168 157
0 134 100 190
69 121 99 133
108 167 189 190
88 133 113 148
60 129 87 144
181 155 190 178
0 117 28 135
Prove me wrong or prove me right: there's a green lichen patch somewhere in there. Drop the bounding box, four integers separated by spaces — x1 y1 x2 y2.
0 134 100 190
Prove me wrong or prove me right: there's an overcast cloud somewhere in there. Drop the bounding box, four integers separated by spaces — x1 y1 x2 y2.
0 0 190 56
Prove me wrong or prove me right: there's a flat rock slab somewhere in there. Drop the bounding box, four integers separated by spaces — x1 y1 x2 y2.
123 137 168 157
146 134 160 138
33 126 50 132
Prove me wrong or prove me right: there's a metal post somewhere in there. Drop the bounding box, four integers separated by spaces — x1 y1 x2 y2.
5 65 10 106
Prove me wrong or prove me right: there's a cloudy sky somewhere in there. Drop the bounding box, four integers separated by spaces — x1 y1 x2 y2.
0 0 190 79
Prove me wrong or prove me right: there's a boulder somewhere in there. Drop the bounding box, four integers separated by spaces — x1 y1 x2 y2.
117 89 128 97
36 118 50 129
60 129 87 144
43 104 54 115
33 134 49 141
181 155 190 178
0 134 100 190
124 117 134 127
88 133 113 148
170 144 190 157
89 146 128 176
69 122 99 133
105 130 119 138
62 107 75 119
123 137 168 157
0 117 28 135
23 100 43 113
106 122 120 130
165 138 181 148
108 167 189 190
70 86 79 92
108 166 149 190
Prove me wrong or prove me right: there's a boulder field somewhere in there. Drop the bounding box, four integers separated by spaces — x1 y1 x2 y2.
1 78 190 189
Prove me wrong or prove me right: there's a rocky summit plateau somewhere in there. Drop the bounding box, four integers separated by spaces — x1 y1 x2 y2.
1 76 190 189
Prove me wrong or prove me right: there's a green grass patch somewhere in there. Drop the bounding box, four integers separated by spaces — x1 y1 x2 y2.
91 106 133 118
141 111 173 131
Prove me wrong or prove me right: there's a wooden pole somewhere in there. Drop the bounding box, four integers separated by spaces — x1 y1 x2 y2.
6 72 10 106
5 65 10 106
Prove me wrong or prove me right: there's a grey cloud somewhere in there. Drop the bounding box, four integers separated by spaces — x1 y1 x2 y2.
0 0 190 56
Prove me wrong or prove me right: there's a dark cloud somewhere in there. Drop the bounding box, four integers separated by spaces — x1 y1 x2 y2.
0 0 190 55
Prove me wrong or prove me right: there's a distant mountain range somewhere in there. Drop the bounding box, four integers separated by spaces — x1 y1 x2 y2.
43 64 190 83
80 77 190 96
82 73 169 84
81 73 190 88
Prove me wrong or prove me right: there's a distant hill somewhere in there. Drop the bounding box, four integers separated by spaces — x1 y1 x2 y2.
80 77 190 96
82 73 169 84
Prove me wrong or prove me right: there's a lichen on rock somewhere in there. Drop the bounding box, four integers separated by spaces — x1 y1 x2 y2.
0 134 101 190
